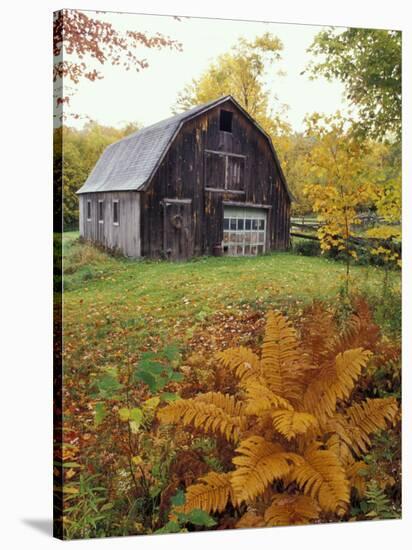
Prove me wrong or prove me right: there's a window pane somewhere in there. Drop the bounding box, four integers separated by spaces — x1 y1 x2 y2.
98 201 104 221
223 209 266 256
113 202 119 224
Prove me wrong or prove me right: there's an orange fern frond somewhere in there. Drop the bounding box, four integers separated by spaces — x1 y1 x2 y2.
157 398 242 442
345 397 399 447
325 398 399 459
351 296 381 350
231 436 302 502
325 430 353 464
330 298 380 357
303 348 371 424
235 511 265 529
260 311 303 402
375 337 401 368
195 391 244 417
271 409 319 440
244 380 294 416
329 314 362 356
300 301 336 367
216 346 261 383
264 494 320 526
180 471 235 514
292 443 350 514
325 415 354 446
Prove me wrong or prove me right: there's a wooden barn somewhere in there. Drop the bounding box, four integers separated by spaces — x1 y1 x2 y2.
77 95 292 260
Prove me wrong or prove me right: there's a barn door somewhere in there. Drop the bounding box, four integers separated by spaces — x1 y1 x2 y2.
163 199 194 260
223 206 267 256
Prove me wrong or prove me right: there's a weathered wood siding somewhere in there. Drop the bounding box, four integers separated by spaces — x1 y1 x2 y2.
79 192 141 257
162 199 194 260
141 99 290 258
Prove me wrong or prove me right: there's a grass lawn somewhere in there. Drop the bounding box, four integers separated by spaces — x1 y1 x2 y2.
61 231 400 379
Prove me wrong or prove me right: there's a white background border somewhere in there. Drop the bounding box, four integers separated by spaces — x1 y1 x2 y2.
0 0 409 548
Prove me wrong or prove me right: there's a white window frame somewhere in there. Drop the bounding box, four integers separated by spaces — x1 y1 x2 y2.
86 200 92 222
112 200 120 226
98 200 104 224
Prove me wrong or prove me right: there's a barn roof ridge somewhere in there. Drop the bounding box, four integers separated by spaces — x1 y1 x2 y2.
109 95 232 146
76 94 291 199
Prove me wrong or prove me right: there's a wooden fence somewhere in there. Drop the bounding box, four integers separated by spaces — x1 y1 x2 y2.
290 217 401 255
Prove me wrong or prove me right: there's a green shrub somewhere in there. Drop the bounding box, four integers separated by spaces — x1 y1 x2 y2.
372 286 402 337
291 237 321 256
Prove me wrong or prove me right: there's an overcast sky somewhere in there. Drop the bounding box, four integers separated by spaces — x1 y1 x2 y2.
64 11 349 132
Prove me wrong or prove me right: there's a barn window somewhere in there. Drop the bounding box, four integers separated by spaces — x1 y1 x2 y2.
204 151 245 192
86 200 92 221
223 207 267 256
219 110 233 133
113 200 119 225
98 200 104 223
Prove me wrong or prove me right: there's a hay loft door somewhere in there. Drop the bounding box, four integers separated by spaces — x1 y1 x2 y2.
223 206 268 256
163 199 194 260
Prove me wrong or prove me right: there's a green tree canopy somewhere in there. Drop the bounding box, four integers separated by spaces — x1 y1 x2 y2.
306 28 401 143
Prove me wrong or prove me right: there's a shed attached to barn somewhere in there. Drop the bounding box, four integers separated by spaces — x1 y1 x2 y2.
77 95 291 260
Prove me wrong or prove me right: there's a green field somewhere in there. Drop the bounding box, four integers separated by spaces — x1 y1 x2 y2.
61 232 400 378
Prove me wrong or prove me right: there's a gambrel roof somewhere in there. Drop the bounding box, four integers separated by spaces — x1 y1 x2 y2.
76 95 291 199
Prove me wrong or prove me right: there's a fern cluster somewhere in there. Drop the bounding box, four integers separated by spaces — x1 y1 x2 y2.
364 480 399 519
158 307 399 527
